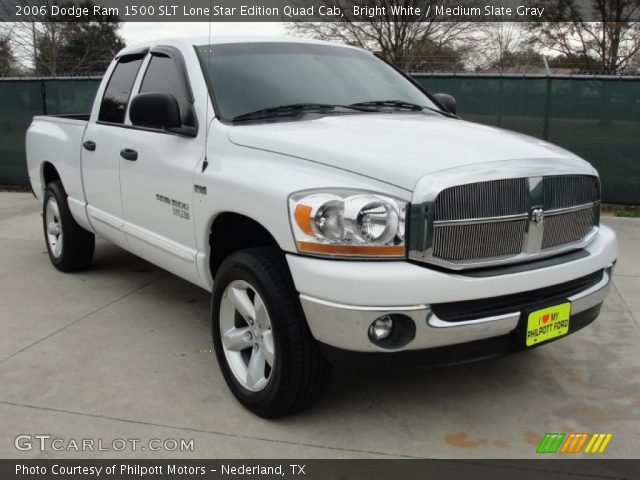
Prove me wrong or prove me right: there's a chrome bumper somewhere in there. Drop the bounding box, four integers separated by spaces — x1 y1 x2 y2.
300 264 614 353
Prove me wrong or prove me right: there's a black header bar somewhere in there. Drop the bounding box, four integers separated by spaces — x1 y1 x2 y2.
2 0 639 22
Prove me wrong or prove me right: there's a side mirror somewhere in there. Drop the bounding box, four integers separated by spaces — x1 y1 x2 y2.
129 93 182 130
433 93 457 115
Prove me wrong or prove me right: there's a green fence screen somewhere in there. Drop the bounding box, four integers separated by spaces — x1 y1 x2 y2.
1 75 639 203
0 77 101 186
414 74 640 204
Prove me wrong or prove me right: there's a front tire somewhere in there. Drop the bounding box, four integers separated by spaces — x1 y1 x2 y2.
211 247 331 418
43 180 95 272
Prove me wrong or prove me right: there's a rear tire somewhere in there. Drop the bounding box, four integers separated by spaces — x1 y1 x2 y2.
211 247 331 418
43 180 95 272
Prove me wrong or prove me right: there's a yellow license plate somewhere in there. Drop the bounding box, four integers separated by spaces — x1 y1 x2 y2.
526 303 571 347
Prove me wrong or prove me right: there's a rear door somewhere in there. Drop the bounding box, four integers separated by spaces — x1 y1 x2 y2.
82 53 144 247
119 47 204 284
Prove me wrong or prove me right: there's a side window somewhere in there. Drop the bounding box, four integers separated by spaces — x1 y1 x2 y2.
139 54 195 126
98 55 144 124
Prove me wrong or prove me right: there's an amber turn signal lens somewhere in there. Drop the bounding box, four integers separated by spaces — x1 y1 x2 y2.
294 204 315 236
297 241 405 257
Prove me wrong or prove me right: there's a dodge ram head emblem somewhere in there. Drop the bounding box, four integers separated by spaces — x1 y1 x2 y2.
532 208 544 224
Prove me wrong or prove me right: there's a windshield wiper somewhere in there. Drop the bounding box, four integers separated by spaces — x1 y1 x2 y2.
349 100 453 116
349 100 425 111
232 103 378 123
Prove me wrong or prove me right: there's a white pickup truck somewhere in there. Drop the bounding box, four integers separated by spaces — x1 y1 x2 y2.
26 36 617 417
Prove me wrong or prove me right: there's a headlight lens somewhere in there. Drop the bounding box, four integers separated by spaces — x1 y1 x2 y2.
289 190 407 257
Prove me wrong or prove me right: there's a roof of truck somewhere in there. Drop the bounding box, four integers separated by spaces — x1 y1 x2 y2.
118 35 363 57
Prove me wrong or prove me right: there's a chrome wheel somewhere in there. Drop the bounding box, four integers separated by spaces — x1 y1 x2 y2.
219 280 275 392
45 196 63 258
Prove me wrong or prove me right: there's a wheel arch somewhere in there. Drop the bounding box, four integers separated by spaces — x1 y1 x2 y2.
208 212 285 280
41 161 62 190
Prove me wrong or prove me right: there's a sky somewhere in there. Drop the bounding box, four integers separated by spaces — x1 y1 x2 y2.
122 22 287 46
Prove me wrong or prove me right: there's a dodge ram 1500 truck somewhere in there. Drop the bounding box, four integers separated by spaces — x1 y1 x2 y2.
26 36 617 417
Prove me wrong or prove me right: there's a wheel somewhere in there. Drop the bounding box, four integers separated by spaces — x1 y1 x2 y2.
43 180 95 272
211 247 331 418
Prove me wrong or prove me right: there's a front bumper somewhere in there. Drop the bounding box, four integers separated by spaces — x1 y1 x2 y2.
318 304 603 368
287 225 617 354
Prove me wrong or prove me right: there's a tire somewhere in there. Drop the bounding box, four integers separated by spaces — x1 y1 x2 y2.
211 247 331 418
43 180 95 272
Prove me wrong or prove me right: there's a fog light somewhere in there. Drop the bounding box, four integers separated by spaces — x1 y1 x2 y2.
369 315 394 340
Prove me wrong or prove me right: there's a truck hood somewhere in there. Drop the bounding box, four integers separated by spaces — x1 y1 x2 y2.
227 113 585 191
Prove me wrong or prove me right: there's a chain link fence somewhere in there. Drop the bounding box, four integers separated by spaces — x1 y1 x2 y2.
1 74 639 203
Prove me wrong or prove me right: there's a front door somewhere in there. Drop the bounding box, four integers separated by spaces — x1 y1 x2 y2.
119 49 203 285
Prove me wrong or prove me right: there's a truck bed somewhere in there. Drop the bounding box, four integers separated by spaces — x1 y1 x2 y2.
26 115 89 207
31 114 90 125
46 113 91 122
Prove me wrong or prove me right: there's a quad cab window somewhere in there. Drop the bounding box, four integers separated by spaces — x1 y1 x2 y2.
98 55 144 124
139 52 198 129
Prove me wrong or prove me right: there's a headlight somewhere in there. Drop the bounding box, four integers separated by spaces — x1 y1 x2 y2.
289 190 407 257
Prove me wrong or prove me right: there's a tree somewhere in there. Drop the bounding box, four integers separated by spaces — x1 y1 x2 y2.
547 52 603 71
31 22 68 76
404 37 466 71
287 0 478 71
35 21 125 75
0 34 16 76
630 51 640 72
476 23 533 72
4 0 125 76
489 48 545 71
527 0 640 73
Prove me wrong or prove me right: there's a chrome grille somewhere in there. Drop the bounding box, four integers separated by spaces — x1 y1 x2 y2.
412 172 600 269
433 220 528 261
542 205 599 250
543 176 600 210
435 178 528 221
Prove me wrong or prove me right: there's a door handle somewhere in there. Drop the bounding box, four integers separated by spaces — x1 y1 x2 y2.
120 148 138 161
82 140 96 151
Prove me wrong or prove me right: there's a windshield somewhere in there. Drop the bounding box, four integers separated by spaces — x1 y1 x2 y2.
196 42 439 121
